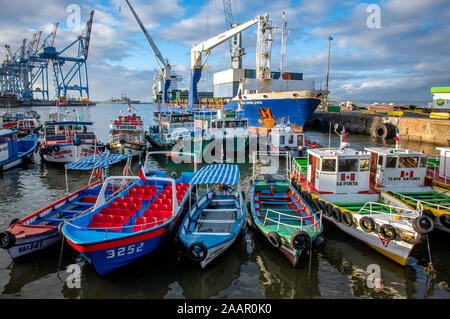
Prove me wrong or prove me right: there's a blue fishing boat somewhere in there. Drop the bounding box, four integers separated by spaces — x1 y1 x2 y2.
178 164 246 268
0 129 39 172
61 152 196 276
0 152 131 258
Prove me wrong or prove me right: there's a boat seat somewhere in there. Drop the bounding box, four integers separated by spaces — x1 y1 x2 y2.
132 216 162 232
203 208 237 213
79 196 98 203
197 219 235 223
88 214 125 230
143 210 172 220
100 207 135 219
108 202 140 211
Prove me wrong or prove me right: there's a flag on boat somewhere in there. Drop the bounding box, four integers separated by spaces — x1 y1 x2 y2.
95 147 103 159
395 129 400 141
342 126 348 142
139 160 146 183
128 104 138 112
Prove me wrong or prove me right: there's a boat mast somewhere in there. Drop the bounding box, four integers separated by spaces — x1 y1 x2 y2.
280 11 287 77
325 36 333 110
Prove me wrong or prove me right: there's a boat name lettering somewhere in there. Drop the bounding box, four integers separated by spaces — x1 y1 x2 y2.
242 101 263 105
115 125 141 130
105 242 144 259
204 246 225 263
336 181 358 186
18 240 43 253
387 177 420 181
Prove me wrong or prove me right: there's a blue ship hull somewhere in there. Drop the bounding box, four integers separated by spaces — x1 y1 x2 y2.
225 97 321 127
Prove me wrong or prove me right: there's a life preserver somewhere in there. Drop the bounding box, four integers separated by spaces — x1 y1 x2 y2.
0 231 16 249
380 224 397 240
413 216 434 234
94 168 103 179
267 231 282 248
331 208 342 223
359 216 375 232
290 231 311 250
341 211 354 227
187 242 208 262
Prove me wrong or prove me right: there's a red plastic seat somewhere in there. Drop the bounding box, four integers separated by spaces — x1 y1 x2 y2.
88 214 114 228
80 196 98 203
132 216 157 232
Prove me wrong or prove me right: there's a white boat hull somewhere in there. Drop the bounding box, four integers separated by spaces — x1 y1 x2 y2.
8 231 60 259
42 144 95 163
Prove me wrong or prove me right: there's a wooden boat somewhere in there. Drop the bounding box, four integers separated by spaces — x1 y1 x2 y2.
39 120 103 163
365 146 450 234
0 129 39 172
178 164 246 268
107 106 146 157
61 151 196 276
0 152 132 258
291 129 434 266
249 151 323 267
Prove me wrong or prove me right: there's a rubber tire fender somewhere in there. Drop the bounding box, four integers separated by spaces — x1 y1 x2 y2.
341 211 354 227
324 203 333 217
52 145 60 152
187 242 208 262
380 224 397 240
331 208 342 223
290 231 311 250
359 216 375 232
267 231 282 248
413 216 435 234
422 209 435 220
439 214 450 229
0 231 16 249
312 198 321 212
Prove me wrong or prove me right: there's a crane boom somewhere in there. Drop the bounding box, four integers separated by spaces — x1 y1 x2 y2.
125 0 166 70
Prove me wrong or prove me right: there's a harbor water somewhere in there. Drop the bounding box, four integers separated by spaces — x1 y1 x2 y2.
0 103 449 299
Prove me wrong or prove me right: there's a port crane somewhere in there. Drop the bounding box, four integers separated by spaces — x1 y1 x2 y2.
125 0 182 104
222 0 245 69
189 14 270 107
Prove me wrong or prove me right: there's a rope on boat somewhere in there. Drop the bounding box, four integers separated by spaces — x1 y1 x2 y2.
424 235 436 280
56 223 66 284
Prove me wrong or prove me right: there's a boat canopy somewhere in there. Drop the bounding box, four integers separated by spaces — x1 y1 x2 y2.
191 164 240 186
44 121 94 126
65 152 131 170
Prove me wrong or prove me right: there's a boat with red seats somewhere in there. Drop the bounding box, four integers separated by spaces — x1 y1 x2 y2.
61 152 196 276
0 151 131 259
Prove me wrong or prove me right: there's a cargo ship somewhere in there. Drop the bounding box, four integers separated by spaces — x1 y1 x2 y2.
101 93 140 104
213 68 326 128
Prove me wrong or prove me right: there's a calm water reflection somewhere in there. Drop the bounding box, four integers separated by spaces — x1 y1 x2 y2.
0 104 448 299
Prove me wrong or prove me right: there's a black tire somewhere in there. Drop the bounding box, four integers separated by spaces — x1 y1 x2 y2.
341 211 354 227
331 208 342 223
267 231 282 248
290 231 311 250
52 145 60 152
119 139 126 145
304 193 313 206
372 123 389 139
439 214 450 229
413 216 435 234
187 242 208 262
359 216 375 232
318 200 326 212
0 231 16 249
324 203 333 217
380 224 397 240
422 209 435 220
9 218 20 227
312 198 320 212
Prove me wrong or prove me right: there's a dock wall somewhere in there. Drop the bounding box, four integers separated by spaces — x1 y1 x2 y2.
305 110 450 146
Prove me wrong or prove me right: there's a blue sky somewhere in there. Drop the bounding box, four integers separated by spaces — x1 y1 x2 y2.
1 0 449 105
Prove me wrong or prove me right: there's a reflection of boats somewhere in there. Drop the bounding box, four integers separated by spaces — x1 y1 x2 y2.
0 153 131 259
107 106 146 157
366 146 450 234
176 235 248 298
250 229 321 298
178 164 246 268
0 129 39 172
61 151 195 276
249 151 323 267
292 129 433 266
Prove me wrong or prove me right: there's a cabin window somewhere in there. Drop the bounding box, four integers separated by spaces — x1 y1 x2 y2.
288 135 294 144
360 158 369 171
398 156 418 168
386 156 397 168
338 158 358 172
322 159 336 172
293 93 299 97
377 155 384 167
280 136 285 144
419 157 427 168
211 122 216 128
217 121 223 128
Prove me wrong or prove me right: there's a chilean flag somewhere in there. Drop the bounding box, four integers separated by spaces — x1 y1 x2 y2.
395 129 400 141
95 147 103 159
342 126 348 142
139 160 146 184
128 104 138 112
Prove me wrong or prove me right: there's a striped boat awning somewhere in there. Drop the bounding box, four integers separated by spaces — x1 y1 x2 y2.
65 152 131 170
191 164 240 186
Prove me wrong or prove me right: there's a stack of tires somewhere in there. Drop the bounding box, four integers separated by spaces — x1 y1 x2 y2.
371 123 397 139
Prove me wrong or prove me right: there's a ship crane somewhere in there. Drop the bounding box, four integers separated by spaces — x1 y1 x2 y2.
189 14 269 107
125 0 182 104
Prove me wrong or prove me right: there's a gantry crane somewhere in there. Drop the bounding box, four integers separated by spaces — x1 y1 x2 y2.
189 14 270 107
222 0 245 69
125 0 182 104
